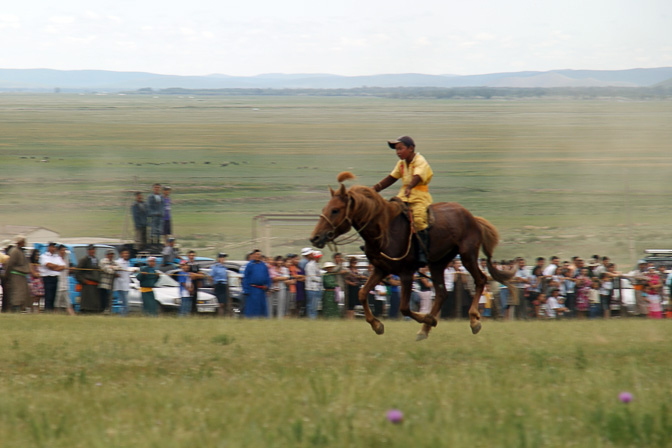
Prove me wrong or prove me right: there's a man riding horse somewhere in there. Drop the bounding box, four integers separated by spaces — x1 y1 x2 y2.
373 136 432 266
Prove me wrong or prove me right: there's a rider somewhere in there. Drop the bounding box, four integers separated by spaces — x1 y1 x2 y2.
372 136 433 266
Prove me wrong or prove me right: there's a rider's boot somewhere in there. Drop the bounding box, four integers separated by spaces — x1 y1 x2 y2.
416 229 430 267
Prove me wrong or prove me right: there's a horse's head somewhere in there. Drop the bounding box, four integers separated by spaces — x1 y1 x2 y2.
310 183 353 248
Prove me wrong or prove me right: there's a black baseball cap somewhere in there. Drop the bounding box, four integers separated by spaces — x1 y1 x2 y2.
387 136 415 149
218 252 228 258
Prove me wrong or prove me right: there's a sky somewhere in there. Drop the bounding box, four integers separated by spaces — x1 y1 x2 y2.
1 0 671 77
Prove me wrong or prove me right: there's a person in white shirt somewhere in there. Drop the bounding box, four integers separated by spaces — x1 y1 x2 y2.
54 245 75 315
113 249 135 315
39 242 65 312
304 251 322 319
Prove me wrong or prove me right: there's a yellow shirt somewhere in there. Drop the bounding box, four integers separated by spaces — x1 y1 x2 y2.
390 153 433 205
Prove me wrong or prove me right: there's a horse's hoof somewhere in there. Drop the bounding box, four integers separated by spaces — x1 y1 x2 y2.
416 331 428 341
471 321 482 335
374 321 385 335
424 315 438 327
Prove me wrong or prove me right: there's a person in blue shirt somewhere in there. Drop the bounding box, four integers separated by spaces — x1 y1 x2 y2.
242 249 271 318
210 253 229 317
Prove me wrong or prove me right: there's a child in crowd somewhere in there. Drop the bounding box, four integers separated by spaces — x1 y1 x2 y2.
575 268 592 319
177 260 193 316
479 284 493 318
599 272 613 319
546 289 569 319
588 278 601 319
645 266 663 319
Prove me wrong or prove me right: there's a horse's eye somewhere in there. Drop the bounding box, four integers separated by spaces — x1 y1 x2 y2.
331 209 339 215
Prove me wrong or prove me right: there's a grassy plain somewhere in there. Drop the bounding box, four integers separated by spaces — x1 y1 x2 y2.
0 315 670 447
0 94 671 264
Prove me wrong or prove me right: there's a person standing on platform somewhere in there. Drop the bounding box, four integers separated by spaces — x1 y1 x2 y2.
132 192 148 250
242 249 271 318
147 183 164 246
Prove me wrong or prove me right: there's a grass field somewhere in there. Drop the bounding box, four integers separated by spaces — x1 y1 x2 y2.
0 315 670 447
1 94 671 264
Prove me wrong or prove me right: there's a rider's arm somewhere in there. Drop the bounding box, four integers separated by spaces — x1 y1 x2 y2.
373 175 397 192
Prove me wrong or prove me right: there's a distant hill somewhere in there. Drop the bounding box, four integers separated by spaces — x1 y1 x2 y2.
654 77 672 87
1 67 672 91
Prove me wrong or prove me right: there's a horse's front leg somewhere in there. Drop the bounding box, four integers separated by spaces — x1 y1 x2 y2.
398 274 436 337
359 268 386 335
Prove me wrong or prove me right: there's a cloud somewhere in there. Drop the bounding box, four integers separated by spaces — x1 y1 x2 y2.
49 16 76 25
0 14 20 30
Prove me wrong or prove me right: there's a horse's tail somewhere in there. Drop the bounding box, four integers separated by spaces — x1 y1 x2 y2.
474 216 516 287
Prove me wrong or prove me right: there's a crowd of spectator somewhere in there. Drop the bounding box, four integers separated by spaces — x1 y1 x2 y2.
2 231 671 322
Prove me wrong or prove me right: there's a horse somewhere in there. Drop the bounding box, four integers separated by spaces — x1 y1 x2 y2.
309 172 516 340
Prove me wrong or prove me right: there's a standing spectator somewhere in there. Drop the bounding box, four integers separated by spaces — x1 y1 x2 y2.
304 250 322 319
630 260 649 317
4 235 31 312
55 245 75 316
598 272 613 319
137 256 160 316
645 267 663 319
242 249 271 318
575 268 592 319
275 256 291 318
162 186 172 244
161 238 178 268
386 274 401 319
588 278 602 319
542 256 560 293
186 250 205 314
113 249 134 316
28 249 44 313
299 247 312 270
210 253 230 317
593 256 610 278
512 257 530 319
132 192 148 250
1 240 12 313
332 253 348 313
321 261 340 318
416 266 433 314
657 265 668 308
40 242 63 312
76 245 102 313
177 261 193 317
99 249 120 313
147 183 164 246
295 250 310 317
345 256 364 320
285 254 300 317
441 260 457 318
266 255 279 317
562 266 578 318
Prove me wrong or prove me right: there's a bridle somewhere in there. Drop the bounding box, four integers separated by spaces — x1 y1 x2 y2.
318 190 413 261
319 194 373 249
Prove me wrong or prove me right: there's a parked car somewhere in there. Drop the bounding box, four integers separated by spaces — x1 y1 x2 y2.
164 263 244 314
642 249 672 269
611 277 636 314
127 271 218 313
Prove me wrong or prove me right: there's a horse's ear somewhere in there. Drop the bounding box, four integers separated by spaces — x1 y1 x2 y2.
337 183 347 198
329 186 335 197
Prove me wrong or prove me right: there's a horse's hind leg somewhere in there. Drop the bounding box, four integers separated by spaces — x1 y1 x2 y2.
460 250 487 334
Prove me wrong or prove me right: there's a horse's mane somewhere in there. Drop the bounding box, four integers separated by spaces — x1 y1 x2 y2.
343 182 403 248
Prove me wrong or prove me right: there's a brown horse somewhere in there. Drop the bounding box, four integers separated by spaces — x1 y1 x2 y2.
309 172 515 340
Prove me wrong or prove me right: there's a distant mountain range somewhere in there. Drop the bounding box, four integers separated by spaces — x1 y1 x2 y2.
1 67 671 92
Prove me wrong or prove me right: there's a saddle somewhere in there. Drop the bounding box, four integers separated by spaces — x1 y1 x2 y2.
389 197 435 231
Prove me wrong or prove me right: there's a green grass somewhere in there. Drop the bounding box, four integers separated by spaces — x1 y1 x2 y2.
0 315 670 447
1 94 671 264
